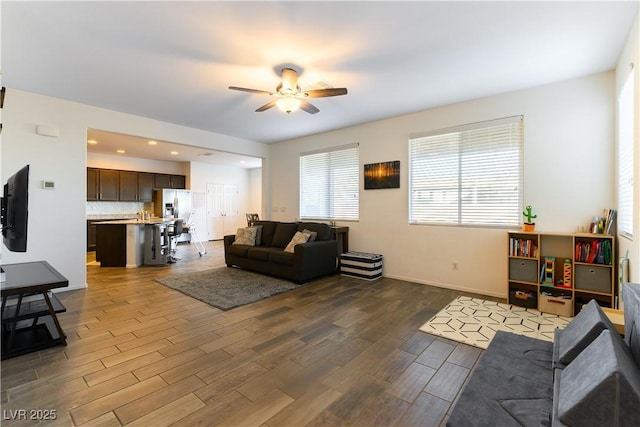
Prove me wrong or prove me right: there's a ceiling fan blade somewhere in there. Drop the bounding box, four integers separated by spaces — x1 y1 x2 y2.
229 86 273 95
255 100 277 112
300 100 319 114
304 88 348 98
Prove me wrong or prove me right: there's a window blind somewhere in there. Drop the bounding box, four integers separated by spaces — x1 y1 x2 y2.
409 116 523 226
618 70 634 239
300 144 359 221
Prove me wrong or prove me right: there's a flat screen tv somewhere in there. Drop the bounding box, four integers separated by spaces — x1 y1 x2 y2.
1 165 29 252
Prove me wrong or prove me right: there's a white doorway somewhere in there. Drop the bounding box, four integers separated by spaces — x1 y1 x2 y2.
206 183 240 240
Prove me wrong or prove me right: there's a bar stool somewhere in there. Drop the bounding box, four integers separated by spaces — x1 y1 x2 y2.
167 219 185 263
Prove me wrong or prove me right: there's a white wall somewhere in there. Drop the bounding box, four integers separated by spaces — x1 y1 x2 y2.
1 89 269 290
249 168 263 216
270 72 615 298
188 161 254 241
616 11 640 284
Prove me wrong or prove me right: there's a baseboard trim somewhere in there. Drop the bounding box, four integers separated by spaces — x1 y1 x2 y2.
382 273 505 300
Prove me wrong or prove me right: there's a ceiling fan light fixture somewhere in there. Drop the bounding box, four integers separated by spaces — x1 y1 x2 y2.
276 97 301 114
229 66 346 114
280 68 299 93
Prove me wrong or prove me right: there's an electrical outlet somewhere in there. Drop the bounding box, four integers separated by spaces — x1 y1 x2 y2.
452 261 459 270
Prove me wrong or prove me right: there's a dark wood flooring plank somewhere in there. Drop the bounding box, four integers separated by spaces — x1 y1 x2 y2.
446 342 483 368
386 362 437 403
416 339 456 369
397 391 450 427
0 241 501 427
423 361 470 402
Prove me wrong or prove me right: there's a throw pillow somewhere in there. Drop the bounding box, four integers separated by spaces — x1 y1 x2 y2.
233 227 258 246
254 221 277 246
284 231 310 253
250 225 263 246
302 229 318 242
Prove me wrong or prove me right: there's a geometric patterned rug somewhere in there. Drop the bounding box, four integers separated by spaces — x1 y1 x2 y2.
419 296 572 349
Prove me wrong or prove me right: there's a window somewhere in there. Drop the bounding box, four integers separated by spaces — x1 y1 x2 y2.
409 116 523 227
299 144 359 221
618 69 634 239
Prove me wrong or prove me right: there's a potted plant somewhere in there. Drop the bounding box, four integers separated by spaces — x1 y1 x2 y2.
522 205 537 232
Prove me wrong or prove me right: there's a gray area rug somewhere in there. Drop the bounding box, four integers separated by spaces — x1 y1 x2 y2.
155 267 302 310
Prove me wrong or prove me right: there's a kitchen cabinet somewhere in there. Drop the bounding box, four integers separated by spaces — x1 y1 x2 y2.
88 168 186 201
154 173 186 189
95 223 127 267
154 173 172 189
119 171 138 201
86 168 123 201
98 169 119 201
87 220 97 251
170 175 186 189
87 168 99 201
138 173 155 202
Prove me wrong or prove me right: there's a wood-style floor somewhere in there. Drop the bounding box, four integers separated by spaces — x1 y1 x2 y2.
1 241 495 427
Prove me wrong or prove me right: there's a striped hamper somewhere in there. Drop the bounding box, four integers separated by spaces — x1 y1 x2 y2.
340 252 383 280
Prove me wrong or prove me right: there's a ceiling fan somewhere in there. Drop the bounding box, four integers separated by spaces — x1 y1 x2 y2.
229 68 347 114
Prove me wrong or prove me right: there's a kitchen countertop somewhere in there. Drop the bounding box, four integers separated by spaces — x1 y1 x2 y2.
92 218 173 225
87 214 139 221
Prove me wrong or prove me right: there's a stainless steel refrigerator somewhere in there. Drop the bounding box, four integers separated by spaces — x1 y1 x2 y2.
154 189 192 242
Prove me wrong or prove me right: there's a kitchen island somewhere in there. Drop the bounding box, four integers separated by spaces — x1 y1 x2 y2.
94 218 173 267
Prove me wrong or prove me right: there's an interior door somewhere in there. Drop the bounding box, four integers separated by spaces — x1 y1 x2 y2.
223 184 239 235
206 183 224 240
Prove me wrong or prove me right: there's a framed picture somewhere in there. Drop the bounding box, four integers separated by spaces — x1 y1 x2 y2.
364 160 400 190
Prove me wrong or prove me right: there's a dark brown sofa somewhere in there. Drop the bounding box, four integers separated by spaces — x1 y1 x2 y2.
223 221 338 284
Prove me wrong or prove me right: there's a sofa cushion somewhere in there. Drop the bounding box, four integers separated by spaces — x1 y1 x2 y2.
228 245 249 257
557 329 640 427
253 221 278 246
623 283 640 367
284 231 310 253
270 251 294 266
233 227 258 246
555 299 618 366
446 331 553 427
271 222 299 248
298 222 331 241
247 247 276 261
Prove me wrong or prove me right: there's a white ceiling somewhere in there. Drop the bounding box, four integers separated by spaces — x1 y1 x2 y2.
2 1 638 164
86 129 263 169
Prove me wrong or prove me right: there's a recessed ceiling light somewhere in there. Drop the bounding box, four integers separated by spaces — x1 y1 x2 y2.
170 151 179 155
148 140 158 145
240 160 246 164
87 139 98 144
117 149 126 154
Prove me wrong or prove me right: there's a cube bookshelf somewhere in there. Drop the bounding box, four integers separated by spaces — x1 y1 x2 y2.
508 231 615 317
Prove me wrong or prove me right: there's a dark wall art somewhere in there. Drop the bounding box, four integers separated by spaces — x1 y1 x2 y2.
364 160 400 190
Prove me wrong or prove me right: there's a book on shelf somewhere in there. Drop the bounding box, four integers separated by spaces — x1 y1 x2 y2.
574 239 612 265
509 237 538 257
604 209 616 235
